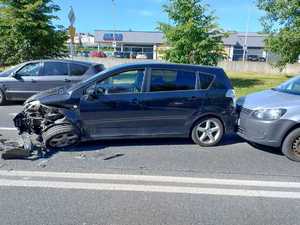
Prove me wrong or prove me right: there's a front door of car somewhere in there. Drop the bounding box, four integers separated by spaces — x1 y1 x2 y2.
5 62 43 100
79 69 146 139
139 69 206 135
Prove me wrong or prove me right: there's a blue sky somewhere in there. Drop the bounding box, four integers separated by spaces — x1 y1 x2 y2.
54 0 265 33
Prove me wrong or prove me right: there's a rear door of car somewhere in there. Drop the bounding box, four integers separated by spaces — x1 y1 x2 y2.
139 66 206 136
37 61 70 91
68 62 90 84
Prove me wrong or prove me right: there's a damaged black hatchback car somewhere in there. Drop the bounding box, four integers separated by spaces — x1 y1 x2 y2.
14 63 236 150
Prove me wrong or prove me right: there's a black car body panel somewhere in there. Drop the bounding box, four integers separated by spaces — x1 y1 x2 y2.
0 59 104 101
15 62 236 145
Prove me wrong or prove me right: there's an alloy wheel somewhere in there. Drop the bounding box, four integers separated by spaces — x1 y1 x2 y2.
48 133 79 148
292 137 300 157
195 119 222 145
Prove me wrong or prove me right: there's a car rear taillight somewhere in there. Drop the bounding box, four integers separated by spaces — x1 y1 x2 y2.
225 89 236 108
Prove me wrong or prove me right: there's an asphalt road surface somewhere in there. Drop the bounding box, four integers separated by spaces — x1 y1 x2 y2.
0 105 300 225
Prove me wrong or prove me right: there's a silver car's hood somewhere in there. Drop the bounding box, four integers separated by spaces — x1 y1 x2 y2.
238 89 300 109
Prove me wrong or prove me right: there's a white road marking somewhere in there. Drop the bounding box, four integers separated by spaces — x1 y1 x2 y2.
0 170 300 189
0 127 17 131
1 178 300 199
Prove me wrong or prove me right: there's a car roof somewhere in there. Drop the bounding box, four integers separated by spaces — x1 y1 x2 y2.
110 61 225 73
26 59 102 66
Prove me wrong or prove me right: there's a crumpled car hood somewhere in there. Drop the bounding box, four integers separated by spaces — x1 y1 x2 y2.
237 89 300 109
26 85 72 106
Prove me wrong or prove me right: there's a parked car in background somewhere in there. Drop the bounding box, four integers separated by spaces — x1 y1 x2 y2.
113 51 130 58
0 59 105 105
136 53 148 59
89 51 107 58
247 55 266 62
237 76 300 161
14 62 236 150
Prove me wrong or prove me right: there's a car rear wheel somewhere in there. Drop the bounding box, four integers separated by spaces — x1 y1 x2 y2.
191 117 224 147
42 124 80 149
0 90 6 105
282 128 300 162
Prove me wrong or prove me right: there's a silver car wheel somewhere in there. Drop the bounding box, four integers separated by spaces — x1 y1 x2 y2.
196 119 221 145
292 137 300 157
49 133 79 148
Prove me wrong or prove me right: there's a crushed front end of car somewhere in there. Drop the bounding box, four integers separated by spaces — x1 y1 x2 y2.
13 100 81 157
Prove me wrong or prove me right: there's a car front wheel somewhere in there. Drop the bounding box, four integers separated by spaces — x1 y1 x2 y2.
191 117 224 147
282 128 300 162
42 124 80 149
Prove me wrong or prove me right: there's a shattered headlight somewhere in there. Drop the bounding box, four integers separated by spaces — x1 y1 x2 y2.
24 100 41 112
252 108 287 121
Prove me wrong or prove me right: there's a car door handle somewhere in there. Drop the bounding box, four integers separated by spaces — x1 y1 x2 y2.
65 79 71 83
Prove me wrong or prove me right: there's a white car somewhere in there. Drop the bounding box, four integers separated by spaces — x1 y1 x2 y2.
136 54 148 59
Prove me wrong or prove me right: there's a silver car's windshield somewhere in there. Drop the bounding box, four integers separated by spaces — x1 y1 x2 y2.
274 76 300 95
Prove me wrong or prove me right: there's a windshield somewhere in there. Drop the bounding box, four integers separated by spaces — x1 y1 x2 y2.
274 76 300 95
67 65 122 92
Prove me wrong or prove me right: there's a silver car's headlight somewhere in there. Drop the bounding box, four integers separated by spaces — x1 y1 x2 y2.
252 108 287 121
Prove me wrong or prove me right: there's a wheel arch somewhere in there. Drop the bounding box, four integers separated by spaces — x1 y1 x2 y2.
280 123 300 147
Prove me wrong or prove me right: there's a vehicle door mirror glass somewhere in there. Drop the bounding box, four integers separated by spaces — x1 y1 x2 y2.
12 72 21 79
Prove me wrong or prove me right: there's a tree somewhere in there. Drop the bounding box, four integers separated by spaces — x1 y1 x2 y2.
257 0 300 68
158 0 226 66
0 0 68 66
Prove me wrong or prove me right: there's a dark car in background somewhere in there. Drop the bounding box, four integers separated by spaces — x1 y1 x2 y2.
237 76 300 162
14 62 236 150
0 59 105 104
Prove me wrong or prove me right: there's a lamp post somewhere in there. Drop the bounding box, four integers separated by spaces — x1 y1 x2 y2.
112 0 117 53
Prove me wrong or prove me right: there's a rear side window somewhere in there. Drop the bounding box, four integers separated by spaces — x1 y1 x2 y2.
44 62 68 76
150 70 196 92
199 73 215 90
93 64 104 73
70 63 89 76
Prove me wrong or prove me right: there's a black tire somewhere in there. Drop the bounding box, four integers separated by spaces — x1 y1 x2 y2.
0 89 6 105
42 124 80 149
191 117 224 147
282 128 300 162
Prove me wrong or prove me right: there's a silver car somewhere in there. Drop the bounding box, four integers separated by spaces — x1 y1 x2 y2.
237 76 300 161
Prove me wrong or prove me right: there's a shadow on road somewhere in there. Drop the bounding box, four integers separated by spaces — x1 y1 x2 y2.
41 134 246 159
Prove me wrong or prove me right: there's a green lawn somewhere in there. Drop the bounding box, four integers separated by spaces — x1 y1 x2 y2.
227 72 292 97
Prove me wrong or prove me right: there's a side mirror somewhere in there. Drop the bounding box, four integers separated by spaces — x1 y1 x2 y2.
85 87 98 100
12 72 21 79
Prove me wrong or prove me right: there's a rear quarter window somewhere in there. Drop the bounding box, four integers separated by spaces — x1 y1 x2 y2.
70 63 89 76
199 73 215 89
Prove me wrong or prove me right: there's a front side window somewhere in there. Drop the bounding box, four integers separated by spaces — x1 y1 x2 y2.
17 63 41 76
96 70 145 95
150 69 196 92
43 62 68 76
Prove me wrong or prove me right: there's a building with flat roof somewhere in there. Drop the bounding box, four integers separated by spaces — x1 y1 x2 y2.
95 30 165 59
94 30 267 61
